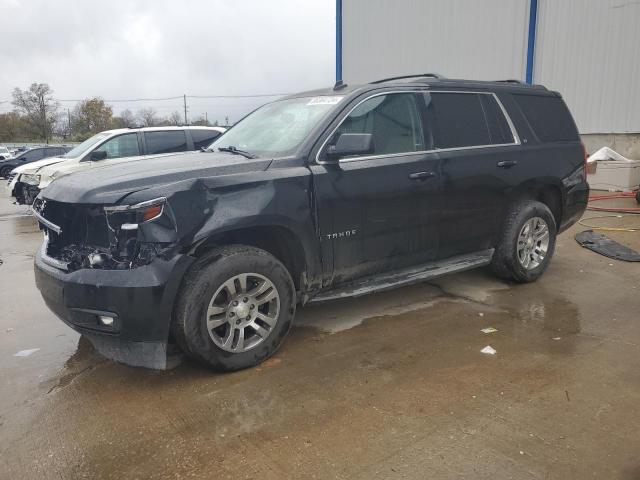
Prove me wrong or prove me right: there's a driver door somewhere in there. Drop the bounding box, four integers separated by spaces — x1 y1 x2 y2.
310 91 441 287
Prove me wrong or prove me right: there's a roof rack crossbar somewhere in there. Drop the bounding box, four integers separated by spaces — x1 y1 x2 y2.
371 73 446 84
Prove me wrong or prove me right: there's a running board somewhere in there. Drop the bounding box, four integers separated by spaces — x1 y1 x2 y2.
309 249 494 304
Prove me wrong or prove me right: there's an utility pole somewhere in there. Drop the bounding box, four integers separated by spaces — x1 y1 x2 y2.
205 112 208 125
183 94 188 125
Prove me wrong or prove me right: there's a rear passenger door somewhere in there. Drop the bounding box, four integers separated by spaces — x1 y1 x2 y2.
424 91 520 258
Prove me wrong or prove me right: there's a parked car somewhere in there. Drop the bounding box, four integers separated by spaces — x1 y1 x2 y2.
0 146 69 178
32 75 589 371
9 126 226 205
0 146 14 161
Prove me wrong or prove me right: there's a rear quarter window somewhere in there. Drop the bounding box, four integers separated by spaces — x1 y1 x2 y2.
513 94 579 142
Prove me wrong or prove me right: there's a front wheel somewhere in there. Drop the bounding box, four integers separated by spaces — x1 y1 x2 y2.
172 245 296 371
0 166 12 178
490 199 557 283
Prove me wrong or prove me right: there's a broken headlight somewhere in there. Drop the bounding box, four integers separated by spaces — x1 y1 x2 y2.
104 197 167 230
22 174 40 186
99 197 178 269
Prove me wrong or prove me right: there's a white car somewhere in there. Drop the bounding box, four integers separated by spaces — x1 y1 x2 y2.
0 146 13 161
10 126 226 204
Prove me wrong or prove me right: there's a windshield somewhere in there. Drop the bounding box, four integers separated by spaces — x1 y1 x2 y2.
209 96 344 157
62 132 111 158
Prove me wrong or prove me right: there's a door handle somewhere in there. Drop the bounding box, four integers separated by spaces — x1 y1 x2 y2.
497 160 518 168
408 171 436 180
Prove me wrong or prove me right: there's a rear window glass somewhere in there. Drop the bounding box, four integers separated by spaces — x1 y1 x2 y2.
145 131 188 155
428 93 492 149
513 94 579 142
191 129 222 150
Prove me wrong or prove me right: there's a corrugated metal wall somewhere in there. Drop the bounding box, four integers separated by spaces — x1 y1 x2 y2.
342 0 640 134
342 0 529 84
536 0 640 133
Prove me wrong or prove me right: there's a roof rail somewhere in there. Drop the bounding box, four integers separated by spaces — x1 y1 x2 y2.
370 73 446 84
495 79 525 85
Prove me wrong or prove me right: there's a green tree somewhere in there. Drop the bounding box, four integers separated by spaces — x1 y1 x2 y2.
11 83 59 142
71 98 113 139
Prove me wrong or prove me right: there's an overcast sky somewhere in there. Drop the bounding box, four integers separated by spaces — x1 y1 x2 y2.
0 0 335 124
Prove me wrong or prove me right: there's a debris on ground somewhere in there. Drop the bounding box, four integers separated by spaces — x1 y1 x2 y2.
480 346 497 355
481 327 498 334
14 348 40 357
552 337 562 341
575 230 640 262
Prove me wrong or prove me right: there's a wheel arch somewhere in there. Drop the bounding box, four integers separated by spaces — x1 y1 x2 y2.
189 224 310 293
509 179 563 229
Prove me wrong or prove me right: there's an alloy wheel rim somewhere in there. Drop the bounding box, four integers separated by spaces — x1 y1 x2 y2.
517 216 550 270
206 273 280 353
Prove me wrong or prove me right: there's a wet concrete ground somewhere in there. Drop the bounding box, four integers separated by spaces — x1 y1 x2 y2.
1 188 639 479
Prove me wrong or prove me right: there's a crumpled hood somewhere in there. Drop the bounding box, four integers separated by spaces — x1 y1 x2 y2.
12 156 68 174
42 151 273 205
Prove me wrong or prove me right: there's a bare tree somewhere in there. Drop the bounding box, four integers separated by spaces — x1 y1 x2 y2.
168 111 182 126
136 108 159 127
112 109 137 128
11 83 59 143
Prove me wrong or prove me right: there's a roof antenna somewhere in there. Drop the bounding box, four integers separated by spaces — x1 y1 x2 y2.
333 80 347 90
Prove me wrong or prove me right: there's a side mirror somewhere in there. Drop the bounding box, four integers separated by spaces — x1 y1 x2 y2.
326 133 374 161
90 150 108 161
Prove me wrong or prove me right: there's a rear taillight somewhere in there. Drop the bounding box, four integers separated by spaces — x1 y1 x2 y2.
581 143 589 178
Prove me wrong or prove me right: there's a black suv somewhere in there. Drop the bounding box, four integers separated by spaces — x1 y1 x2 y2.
0 146 71 178
32 75 589 371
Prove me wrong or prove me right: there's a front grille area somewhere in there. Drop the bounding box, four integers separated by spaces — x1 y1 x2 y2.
34 198 113 270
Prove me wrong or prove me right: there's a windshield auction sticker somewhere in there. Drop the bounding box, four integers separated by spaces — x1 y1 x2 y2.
307 96 343 105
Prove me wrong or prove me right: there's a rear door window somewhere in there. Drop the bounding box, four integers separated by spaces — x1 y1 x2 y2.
144 131 188 154
20 149 45 161
191 129 222 150
428 93 492 149
94 133 140 159
333 93 425 156
513 94 579 142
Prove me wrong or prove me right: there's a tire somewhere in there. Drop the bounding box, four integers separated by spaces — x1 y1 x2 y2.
0 166 12 179
172 245 296 371
490 199 557 283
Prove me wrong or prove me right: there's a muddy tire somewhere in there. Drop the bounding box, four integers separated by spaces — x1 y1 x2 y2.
490 199 557 283
172 245 295 372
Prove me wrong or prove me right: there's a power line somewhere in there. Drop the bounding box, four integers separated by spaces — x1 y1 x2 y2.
18 93 292 103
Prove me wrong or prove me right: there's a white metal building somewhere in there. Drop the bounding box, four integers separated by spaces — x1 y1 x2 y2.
337 0 640 145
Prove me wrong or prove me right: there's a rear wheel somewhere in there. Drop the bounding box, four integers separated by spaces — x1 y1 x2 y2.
172 245 295 371
491 199 557 283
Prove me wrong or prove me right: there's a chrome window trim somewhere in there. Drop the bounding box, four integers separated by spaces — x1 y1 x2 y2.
315 90 520 165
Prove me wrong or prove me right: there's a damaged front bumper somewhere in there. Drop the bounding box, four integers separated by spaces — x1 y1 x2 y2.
35 245 194 368
32 196 196 369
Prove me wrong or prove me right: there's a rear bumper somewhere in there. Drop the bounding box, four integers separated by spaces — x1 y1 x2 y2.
35 244 195 346
559 180 589 233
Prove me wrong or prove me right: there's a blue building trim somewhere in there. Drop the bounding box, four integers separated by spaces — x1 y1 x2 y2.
525 0 538 84
336 0 343 82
